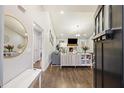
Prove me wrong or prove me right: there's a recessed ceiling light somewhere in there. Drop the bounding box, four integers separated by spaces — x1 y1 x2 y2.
76 25 79 28
33 23 36 26
76 34 80 37
74 24 80 30
60 10 64 14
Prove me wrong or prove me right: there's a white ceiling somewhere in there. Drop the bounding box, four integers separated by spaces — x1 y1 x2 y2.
43 5 98 39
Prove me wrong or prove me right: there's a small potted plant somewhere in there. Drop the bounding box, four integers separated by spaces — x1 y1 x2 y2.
4 44 14 52
82 46 89 53
4 44 14 56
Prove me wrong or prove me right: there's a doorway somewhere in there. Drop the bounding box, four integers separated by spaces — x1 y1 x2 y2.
33 22 43 69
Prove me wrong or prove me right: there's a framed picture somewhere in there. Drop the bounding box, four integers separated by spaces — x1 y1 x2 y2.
49 30 54 46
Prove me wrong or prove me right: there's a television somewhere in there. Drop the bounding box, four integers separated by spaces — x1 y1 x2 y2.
68 38 78 45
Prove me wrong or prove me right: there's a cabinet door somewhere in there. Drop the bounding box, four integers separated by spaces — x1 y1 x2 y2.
78 54 82 66
68 55 72 66
103 30 122 88
95 42 103 88
61 55 67 66
94 5 123 88
72 55 76 66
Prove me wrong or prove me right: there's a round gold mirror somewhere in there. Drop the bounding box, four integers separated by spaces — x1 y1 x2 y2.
4 15 28 58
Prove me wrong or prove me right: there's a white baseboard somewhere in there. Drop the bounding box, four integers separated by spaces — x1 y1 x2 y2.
42 61 50 71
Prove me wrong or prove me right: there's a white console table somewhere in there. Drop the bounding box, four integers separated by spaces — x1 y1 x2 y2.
60 53 92 68
3 68 41 88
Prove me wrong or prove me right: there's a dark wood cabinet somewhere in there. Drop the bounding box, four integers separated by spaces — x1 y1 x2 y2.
103 30 122 88
93 5 123 88
95 42 103 87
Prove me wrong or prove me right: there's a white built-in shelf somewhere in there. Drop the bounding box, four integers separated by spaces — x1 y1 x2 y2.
60 53 92 68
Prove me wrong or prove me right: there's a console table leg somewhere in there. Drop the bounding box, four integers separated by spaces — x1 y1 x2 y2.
39 73 41 88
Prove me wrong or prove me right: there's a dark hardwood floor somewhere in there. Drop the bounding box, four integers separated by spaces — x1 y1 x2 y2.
40 66 93 88
33 61 93 88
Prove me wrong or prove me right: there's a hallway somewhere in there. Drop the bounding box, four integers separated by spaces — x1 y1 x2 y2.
40 66 93 88
0 5 124 88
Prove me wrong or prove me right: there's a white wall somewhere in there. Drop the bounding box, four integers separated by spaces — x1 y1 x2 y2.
57 36 94 53
3 6 33 85
0 6 4 87
22 6 56 71
57 38 87 53
87 33 95 53
3 5 56 85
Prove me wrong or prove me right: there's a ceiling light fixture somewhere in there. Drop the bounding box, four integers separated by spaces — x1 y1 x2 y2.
76 34 80 37
74 24 80 30
60 10 64 14
33 23 36 26
76 25 79 28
